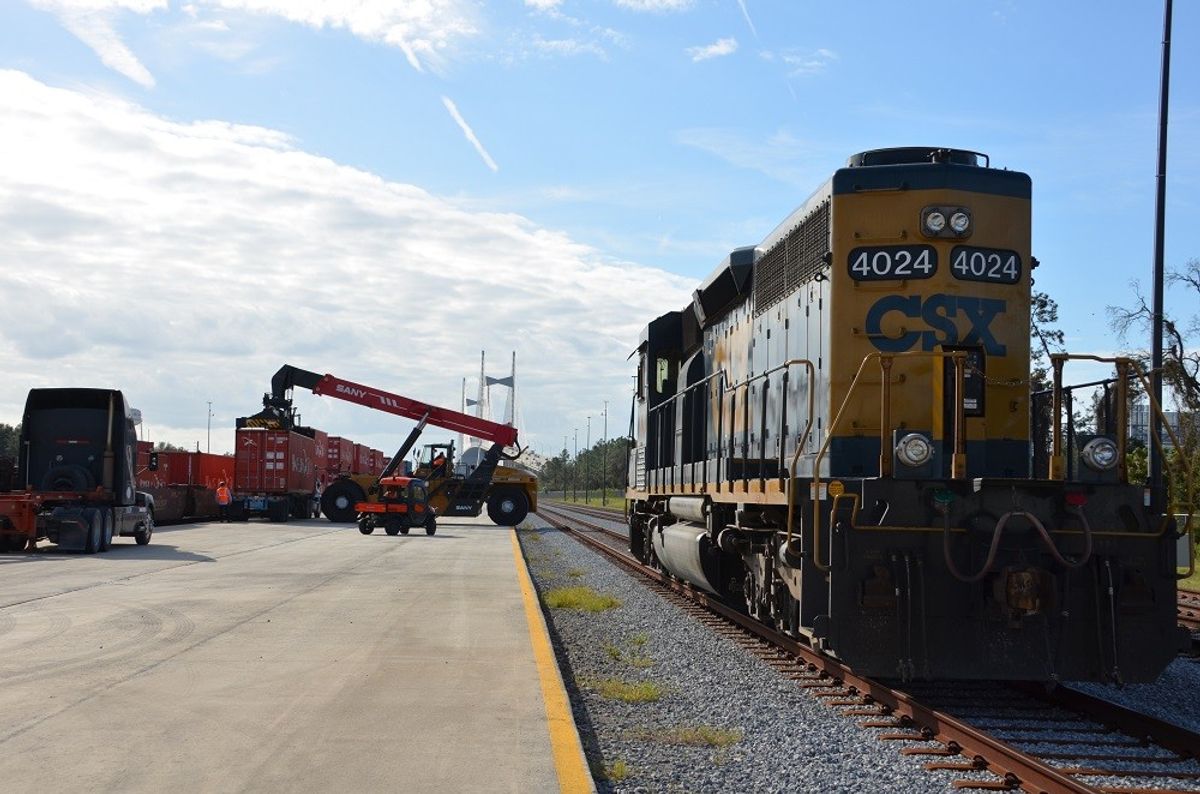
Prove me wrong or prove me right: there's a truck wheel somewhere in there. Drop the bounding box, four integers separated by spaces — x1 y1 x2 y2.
135 510 154 545
358 519 374 535
99 509 114 552
321 480 366 523
486 488 529 526
82 508 101 554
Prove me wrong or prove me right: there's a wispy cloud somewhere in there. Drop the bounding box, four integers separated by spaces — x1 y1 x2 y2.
686 37 737 62
734 0 757 38
524 0 563 9
614 0 693 11
441 96 499 173
532 34 607 59
675 126 834 186
761 47 839 77
30 0 165 87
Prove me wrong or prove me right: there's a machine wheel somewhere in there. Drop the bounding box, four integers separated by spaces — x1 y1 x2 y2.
358 519 374 535
99 509 114 552
0 534 24 552
83 508 101 554
399 526 409 535
425 517 437 536
486 488 529 526
321 479 366 523
384 521 401 536
41 464 94 492
134 510 154 545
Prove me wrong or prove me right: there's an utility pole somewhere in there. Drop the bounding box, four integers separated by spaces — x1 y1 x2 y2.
573 428 578 502
1149 0 1173 513
563 434 568 497
206 401 212 454
602 401 608 506
585 415 591 505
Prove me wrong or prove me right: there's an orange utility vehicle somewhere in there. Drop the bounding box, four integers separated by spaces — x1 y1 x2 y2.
355 475 436 536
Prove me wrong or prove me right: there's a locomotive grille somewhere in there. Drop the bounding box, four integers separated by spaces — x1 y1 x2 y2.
754 199 830 316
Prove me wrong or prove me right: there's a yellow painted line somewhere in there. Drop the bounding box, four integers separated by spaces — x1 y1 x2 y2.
510 528 594 794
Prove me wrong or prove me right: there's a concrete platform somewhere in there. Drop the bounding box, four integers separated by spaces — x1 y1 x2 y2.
0 515 591 792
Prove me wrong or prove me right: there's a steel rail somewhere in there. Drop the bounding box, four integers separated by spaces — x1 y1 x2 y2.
536 505 1096 794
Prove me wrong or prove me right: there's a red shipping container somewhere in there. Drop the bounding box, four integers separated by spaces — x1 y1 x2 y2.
353 443 371 475
160 451 235 488
326 436 354 474
235 428 317 495
372 449 387 475
308 429 328 485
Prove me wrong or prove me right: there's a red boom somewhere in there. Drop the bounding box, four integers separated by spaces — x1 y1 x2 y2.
312 375 519 448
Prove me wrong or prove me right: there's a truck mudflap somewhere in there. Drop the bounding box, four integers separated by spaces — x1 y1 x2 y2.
45 505 90 552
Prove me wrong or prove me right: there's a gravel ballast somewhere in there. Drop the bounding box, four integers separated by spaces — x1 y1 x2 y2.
520 515 975 793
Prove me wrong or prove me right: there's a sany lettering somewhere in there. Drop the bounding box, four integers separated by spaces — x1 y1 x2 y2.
864 294 1007 355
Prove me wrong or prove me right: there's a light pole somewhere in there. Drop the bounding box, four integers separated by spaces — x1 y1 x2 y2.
206 401 212 454
563 434 568 497
602 401 608 506
1149 0 1173 512
573 428 578 502
585 415 591 505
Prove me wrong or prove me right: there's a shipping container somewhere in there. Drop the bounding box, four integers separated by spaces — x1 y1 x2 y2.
326 436 354 475
310 429 329 485
235 428 316 495
372 449 388 476
353 443 371 475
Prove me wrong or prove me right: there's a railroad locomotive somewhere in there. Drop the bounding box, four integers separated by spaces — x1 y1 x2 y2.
625 147 1186 683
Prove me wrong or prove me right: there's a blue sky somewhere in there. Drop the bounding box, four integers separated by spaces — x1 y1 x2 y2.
1 0 1197 458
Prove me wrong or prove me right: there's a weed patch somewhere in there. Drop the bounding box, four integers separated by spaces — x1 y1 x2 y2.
543 586 621 612
587 677 663 703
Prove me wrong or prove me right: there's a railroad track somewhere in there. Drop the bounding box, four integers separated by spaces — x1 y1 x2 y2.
536 502 1200 794
1180 588 1200 635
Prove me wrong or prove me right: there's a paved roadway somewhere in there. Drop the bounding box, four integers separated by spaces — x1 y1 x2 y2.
0 517 562 792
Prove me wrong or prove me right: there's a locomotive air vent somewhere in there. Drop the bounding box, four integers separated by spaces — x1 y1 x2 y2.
847 147 988 168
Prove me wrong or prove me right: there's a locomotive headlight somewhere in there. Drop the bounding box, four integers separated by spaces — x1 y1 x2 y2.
895 433 934 467
949 211 971 235
1081 437 1119 471
923 211 947 234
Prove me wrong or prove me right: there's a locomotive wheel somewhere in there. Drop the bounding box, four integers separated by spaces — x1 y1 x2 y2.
486 488 529 526
321 479 366 523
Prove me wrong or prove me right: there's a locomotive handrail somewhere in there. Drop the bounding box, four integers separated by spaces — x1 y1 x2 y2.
1050 354 1195 553
800 351 968 572
647 368 728 492
721 358 817 493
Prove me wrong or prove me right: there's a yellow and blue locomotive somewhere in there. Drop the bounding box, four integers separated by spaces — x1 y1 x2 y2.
626 147 1186 682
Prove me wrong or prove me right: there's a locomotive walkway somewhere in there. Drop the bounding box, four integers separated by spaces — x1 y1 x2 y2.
0 517 591 793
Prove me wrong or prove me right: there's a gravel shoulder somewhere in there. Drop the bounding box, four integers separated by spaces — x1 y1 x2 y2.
520 515 967 793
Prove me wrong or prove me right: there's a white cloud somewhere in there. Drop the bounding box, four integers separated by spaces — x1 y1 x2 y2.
30 0 167 87
29 0 479 77
686 37 737 62
524 0 562 9
531 34 607 59
761 47 838 77
614 0 692 11
441 96 499 173
0 71 691 453
675 126 833 186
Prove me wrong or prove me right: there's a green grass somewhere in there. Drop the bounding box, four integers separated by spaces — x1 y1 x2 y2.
628 724 744 748
566 568 587 578
590 759 632 782
543 586 621 612
602 633 655 668
589 677 663 703
604 643 623 661
628 631 649 647
544 492 624 511
1183 541 1200 590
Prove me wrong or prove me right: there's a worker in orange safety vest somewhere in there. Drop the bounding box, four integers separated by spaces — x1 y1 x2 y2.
216 481 232 523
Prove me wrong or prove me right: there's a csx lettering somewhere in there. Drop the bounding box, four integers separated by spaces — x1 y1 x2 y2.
865 294 1007 355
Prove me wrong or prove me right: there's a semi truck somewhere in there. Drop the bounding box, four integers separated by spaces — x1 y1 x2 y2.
0 388 156 552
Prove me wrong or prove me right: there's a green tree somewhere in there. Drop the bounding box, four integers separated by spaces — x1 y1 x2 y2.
0 423 20 458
